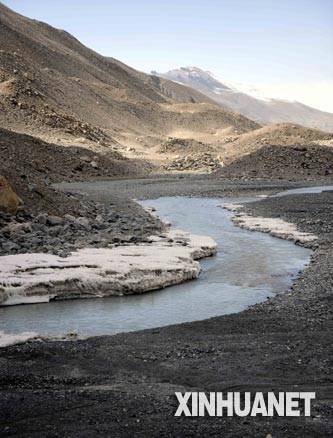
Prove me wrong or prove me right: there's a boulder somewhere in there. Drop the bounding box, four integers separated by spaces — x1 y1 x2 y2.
46 215 64 226
0 176 23 215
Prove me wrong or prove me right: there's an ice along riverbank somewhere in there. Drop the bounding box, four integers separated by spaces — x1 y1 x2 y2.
0 196 311 338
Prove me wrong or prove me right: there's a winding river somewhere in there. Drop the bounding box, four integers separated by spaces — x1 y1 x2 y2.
0 194 313 337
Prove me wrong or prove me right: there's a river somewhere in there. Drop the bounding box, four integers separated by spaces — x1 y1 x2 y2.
0 194 312 337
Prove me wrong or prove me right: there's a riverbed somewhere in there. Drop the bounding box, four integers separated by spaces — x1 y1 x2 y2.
1 181 332 437
0 196 311 337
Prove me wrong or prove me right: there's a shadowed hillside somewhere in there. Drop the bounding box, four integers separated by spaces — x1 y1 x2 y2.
0 2 332 179
0 2 259 156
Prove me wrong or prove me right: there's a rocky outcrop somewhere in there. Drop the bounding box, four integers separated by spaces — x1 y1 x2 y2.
0 197 163 256
0 230 217 306
0 176 23 214
164 153 223 172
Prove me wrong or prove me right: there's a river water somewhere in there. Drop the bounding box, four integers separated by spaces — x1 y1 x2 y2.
0 195 312 337
274 185 333 197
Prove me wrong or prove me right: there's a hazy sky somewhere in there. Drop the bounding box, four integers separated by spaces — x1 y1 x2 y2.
3 0 333 112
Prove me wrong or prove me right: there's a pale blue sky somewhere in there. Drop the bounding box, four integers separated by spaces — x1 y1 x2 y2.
3 0 333 111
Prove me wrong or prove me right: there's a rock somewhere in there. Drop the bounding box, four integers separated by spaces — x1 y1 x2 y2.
48 226 62 237
46 215 63 226
29 236 42 246
0 176 23 215
5 222 32 236
80 155 90 162
74 216 90 228
74 164 84 172
1 241 20 252
95 214 104 224
64 214 76 222
28 184 38 192
35 213 48 224
164 153 222 173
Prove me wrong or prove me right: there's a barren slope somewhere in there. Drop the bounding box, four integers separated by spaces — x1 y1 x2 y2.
0 2 259 152
1 3 331 180
218 143 333 180
220 123 333 162
0 127 147 214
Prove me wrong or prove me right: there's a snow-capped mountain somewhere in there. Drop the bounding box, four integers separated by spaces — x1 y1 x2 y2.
155 67 333 132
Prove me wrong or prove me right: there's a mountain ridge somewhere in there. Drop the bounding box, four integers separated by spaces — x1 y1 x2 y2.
157 67 333 132
0 2 332 181
0 2 259 152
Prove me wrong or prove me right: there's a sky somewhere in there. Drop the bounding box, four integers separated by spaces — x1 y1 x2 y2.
3 0 333 112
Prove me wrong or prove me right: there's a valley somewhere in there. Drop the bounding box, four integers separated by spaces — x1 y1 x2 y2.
1 177 332 437
0 2 332 437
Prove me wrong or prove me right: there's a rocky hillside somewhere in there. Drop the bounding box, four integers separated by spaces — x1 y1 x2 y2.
0 2 258 152
0 127 148 215
218 143 333 181
0 3 332 185
219 123 333 163
158 67 333 132
154 123 333 174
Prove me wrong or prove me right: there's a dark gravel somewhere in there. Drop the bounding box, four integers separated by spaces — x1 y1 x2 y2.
55 174 331 199
218 143 333 180
0 196 163 256
0 178 332 437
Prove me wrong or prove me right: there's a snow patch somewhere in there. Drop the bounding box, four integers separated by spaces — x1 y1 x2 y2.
232 213 317 244
221 202 317 244
0 230 217 306
0 331 39 348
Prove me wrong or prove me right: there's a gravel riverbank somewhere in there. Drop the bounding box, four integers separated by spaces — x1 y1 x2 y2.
0 195 163 256
0 177 332 437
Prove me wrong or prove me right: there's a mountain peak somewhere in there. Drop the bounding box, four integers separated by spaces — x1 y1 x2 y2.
157 66 232 92
157 67 333 131
168 66 216 78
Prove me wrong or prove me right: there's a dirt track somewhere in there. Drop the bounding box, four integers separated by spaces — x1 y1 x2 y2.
0 178 332 437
